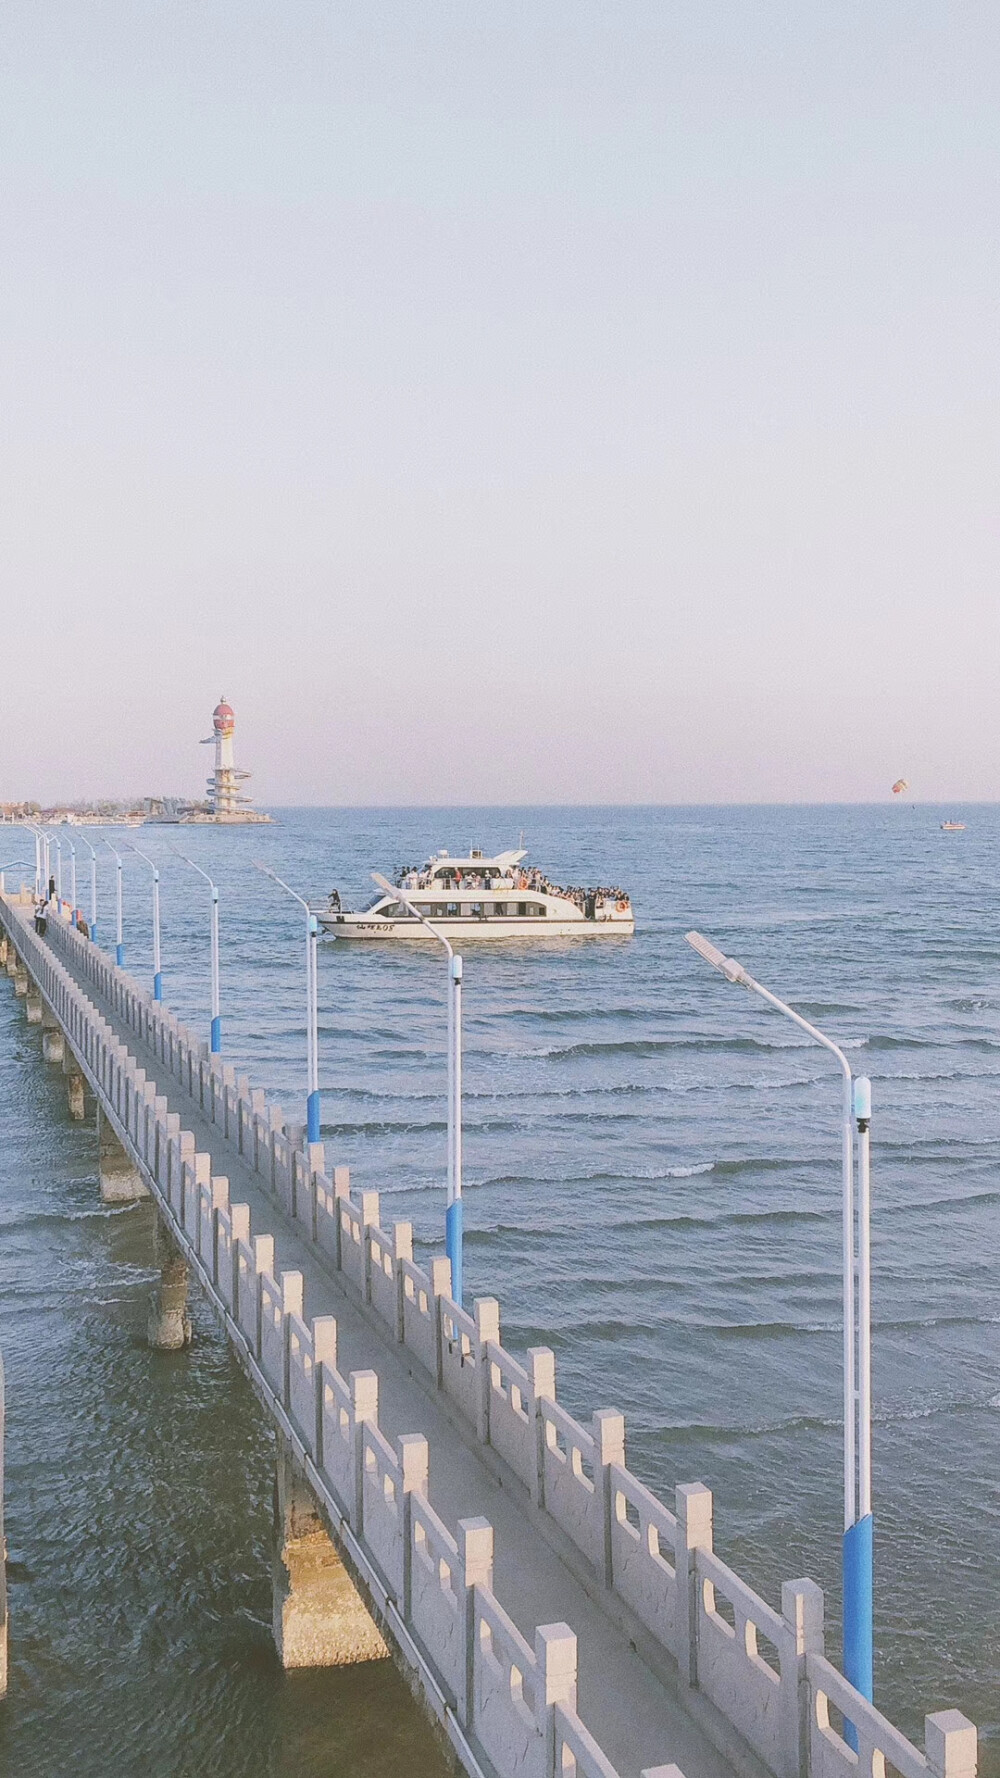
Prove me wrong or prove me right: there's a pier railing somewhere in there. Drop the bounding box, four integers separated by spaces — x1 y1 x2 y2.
1 891 979 1778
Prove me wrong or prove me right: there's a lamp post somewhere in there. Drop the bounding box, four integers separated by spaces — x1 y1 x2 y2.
172 851 221 1052
373 872 464 1303
23 824 44 899
253 863 321 1143
101 837 125 965
68 840 78 923
685 930 874 1707
52 834 63 905
126 843 163 1000
77 834 99 941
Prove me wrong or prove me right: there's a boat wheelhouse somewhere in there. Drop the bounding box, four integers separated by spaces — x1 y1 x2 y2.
314 848 634 941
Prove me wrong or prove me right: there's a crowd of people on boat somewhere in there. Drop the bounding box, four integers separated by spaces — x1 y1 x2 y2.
390 861 630 910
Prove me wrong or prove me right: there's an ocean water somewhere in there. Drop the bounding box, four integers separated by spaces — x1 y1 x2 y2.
0 804 997 1775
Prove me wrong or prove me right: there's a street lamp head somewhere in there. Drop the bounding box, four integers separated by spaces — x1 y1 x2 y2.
685 930 753 987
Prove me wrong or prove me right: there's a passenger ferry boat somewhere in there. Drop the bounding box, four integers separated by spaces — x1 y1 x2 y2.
314 848 634 941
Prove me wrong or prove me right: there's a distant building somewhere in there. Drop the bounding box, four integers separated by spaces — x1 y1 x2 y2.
195 697 271 824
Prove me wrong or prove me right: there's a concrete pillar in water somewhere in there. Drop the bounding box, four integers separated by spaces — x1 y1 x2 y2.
13 965 28 998
41 1018 65 1064
65 1069 86 1121
147 1223 191 1349
272 1445 388 1668
97 1107 148 1204
25 987 42 1024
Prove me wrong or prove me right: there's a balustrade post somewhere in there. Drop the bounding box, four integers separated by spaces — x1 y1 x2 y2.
349 1371 379 1533
592 1408 625 1589
252 1235 275 1361
429 1257 452 1385
675 1482 713 1686
312 1317 338 1466
527 1347 556 1505
359 1192 380 1303
781 1578 824 1778
229 1204 250 1319
209 1177 230 1285
458 1518 493 1728
280 1272 304 1410
305 1141 325 1240
473 1299 500 1443
535 1623 577 1775
397 1433 429 1622
392 1222 413 1341
925 1712 978 1778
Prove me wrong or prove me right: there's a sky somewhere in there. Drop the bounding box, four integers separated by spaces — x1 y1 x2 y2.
2 2 998 805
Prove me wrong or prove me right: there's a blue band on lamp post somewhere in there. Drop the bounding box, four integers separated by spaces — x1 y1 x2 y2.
843 1513 874 1703
211 1014 222 1054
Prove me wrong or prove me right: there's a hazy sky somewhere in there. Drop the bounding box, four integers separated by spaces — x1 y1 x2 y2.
2 3 998 804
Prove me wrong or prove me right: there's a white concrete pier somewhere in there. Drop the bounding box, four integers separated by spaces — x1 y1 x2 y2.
0 888 979 1778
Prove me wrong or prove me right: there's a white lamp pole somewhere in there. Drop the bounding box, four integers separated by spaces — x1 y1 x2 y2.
373 872 464 1303
68 840 78 922
77 834 99 940
685 931 874 1707
53 834 63 904
101 837 125 964
172 851 221 1052
23 824 43 899
254 863 321 1142
126 843 162 1000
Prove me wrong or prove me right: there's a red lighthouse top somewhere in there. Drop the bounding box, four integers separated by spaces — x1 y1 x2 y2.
213 698 235 736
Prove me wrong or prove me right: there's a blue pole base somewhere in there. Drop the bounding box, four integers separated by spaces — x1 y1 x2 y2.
153 972 163 1002
210 1015 222 1054
843 1513 874 1746
306 1089 322 1144
115 943 125 967
446 1198 463 1306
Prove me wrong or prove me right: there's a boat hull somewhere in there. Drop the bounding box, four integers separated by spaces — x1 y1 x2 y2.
319 915 634 941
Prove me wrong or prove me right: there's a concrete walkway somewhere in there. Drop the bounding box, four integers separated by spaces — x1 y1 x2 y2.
40 917 745 1778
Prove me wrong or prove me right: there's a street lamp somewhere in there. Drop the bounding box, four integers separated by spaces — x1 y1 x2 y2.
172 850 221 1053
52 833 63 904
126 842 163 1000
373 872 464 1304
254 863 321 1143
68 839 78 922
685 930 874 1707
77 834 99 941
23 824 44 899
100 836 125 965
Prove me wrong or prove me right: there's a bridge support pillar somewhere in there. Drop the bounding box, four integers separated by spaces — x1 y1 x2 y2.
65 1068 86 1121
97 1108 148 1203
13 965 28 998
25 986 42 1024
272 1445 388 1668
41 1020 65 1064
147 1224 191 1349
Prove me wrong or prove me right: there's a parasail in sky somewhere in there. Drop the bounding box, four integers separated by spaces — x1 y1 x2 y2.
891 779 909 795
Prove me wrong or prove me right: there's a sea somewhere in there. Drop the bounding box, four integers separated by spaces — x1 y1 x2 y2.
0 804 997 1777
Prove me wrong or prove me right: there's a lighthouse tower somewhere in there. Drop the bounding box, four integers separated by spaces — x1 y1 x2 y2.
201 697 256 819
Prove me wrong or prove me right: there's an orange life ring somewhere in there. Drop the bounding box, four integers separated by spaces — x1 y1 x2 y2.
616 898 628 912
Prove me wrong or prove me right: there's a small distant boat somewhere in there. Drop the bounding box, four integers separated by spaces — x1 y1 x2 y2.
940 821 966 832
